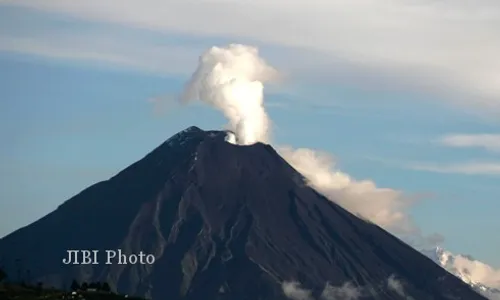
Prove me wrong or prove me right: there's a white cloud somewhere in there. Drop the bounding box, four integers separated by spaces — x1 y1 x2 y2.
282 282 313 300
387 275 414 300
320 282 362 300
407 161 500 175
438 134 500 153
1 0 500 111
432 247 500 290
452 255 500 290
278 147 418 234
282 281 363 300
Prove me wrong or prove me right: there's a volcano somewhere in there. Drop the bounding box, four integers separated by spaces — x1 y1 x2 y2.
0 126 487 300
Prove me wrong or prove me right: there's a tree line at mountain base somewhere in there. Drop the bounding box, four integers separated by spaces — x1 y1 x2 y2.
0 265 146 300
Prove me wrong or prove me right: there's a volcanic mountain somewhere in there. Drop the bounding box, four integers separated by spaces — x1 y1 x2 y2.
0 126 487 300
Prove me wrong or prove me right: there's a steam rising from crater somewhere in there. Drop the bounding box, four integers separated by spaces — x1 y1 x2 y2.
181 44 277 145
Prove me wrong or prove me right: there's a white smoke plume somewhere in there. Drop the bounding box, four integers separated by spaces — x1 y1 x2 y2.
181 43 426 236
180 44 278 145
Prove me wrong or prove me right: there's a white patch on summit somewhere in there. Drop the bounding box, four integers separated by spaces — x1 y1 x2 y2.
225 131 237 144
165 127 200 147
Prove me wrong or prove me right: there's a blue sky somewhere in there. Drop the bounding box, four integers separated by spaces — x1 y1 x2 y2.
0 2 499 271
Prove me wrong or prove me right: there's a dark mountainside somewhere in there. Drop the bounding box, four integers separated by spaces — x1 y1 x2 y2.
0 126 487 300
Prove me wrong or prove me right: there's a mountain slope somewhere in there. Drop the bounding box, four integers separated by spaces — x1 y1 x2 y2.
0 126 487 300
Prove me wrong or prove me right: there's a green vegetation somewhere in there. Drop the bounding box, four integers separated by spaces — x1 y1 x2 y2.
0 266 146 300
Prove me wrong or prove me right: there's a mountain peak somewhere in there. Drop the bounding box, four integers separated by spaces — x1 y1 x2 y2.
185 125 203 132
162 126 205 147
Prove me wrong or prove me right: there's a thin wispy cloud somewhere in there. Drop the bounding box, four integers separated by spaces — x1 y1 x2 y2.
406 133 500 176
437 134 500 153
358 155 500 176
1 1 500 113
407 161 500 176
0 34 202 76
369 133 500 176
